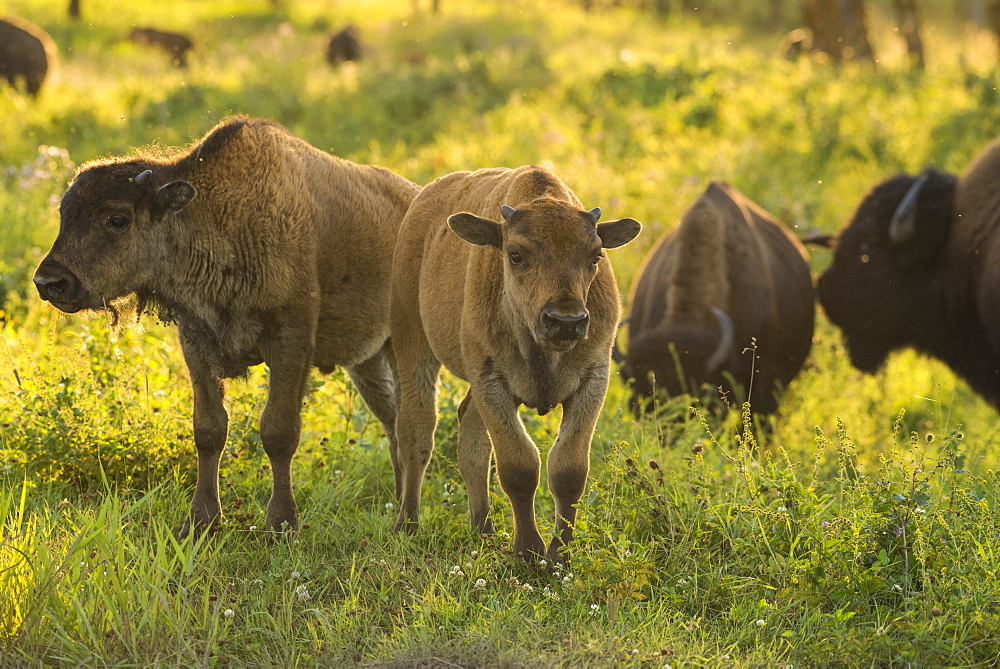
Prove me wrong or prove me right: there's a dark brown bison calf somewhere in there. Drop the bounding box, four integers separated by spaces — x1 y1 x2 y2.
390 165 641 561
0 17 55 98
129 27 194 68
34 117 420 537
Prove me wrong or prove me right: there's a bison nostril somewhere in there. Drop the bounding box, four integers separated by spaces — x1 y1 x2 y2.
543 313 589 339
34 277 68 300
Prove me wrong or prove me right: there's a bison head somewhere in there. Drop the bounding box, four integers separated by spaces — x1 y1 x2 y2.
817 169 957 373
617 307 734 413
449 198 641 352
33 163 196 316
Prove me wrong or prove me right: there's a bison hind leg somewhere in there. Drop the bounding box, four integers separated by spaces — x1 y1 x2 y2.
457 391 495 536
346 346 401 498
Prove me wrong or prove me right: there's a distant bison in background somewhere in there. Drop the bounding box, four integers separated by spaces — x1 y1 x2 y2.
817 139 1000 409
129 27 194 68
326 25 361 66
616 182 814 416
0 17 55 98
33 116 421 537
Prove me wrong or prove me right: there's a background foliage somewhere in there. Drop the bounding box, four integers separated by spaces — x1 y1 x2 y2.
2 0 1000 664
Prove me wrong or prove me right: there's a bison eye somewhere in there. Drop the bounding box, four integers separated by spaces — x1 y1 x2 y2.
593 252 604 266
107 214 130 230
508 250 523 266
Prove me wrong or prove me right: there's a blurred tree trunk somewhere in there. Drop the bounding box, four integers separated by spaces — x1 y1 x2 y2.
772 0 786 27
989 0 1000 57
968 0 986 26
892 0 925 70
655 0 669 17
68 0 81 19
801 0 876 64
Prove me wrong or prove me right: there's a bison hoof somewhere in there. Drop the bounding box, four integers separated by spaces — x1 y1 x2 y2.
513 535 546 562
394 513 419 535
178 516 219 540
472 516 495 537
546 538 571 566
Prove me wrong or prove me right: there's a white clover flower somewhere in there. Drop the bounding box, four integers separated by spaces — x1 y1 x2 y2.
471 551 479 559
563 576 572 583
224 608 235 618
290 571 301 579
474 579 487 589
295 585 311 601
384 502 394 510
777 506 787 512
755 619 765 626
249 525 258 531
538 559 548 567
589 604 600 616
521 584 534 592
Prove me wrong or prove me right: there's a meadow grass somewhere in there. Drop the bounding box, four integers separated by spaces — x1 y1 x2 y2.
2 0 1000 664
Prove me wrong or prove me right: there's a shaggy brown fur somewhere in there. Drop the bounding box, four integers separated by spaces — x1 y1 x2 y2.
390 165 641 561
34 116 421 536
326 25 362 66
0 17 56 98
618 182 814 416
818 138 1000 409
129 27 194 68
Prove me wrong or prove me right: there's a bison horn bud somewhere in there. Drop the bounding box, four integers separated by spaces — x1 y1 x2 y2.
585 207 602 224
134 169 153 186
500 205 517 222
888 173 928 244
705 306 735 375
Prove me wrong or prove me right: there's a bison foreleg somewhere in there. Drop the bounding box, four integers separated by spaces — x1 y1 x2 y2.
457 391 495 536
546 368 607 563
475 386 545 561
259 337 314 535
179 340 228 539
346 347 400 499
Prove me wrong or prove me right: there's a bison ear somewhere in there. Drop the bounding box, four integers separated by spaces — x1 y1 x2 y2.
597 218 642 249
153 180 196 216
448 213 502 249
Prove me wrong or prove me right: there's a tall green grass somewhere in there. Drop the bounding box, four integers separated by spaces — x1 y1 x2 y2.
2 0 1000 664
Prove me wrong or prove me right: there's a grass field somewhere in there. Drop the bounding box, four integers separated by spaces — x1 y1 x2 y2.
2 0 1000 665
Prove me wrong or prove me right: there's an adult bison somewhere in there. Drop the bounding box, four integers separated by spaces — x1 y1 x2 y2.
33 116 421 536
390 165 641 561
817 139 1000 408
0 17 56 98
616 182 814 416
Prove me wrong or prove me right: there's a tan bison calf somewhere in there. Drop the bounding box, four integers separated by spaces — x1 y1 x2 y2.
390 165 641 561
33 117 420 537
